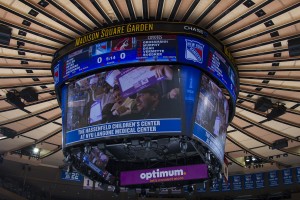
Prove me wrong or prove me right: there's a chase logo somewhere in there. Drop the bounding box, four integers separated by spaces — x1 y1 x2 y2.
54 64 59 84
185 39 204 64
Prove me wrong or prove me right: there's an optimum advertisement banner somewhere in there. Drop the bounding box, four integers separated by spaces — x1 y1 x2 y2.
120 164 208 186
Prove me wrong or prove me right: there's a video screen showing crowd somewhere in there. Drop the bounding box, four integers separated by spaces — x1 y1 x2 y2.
66 65 181 132
194 74 229 159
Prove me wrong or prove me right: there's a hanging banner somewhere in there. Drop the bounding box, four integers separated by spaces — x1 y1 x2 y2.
244 174 255 190
255 173 264 188
283 168 293 185
269 171 279 187
232 175 242 191
221 177 231 192
210 179 220 192
296 167 300 183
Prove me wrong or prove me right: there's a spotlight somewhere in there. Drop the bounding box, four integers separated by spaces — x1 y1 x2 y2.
283 153 288 157
252 157 257 162
33 147 39 154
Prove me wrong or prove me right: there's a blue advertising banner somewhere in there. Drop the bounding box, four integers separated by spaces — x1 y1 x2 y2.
232 175 242 191
210 179 220 192
222 177 231 192
196 182 207 193
255 173 264 189
244 174 255 190
297 167 300 183
283 168 293 185
269 171 279 187
66 119 181 145
61 170 83 182
232 175 242 190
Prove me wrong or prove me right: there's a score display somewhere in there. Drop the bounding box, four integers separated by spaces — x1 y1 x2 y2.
53 35 238 103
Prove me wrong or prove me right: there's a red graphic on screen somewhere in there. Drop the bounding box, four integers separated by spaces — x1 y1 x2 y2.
112 38 133 52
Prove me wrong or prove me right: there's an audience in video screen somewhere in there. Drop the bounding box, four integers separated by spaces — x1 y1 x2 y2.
66 65 181 131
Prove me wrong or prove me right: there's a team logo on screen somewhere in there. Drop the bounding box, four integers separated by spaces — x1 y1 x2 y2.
54 64 59 84
185 39 204 64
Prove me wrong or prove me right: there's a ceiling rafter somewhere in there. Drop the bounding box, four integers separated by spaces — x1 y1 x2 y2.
46 0 93 32
221 2 300 41
180 0 200 22
194 0 221 25
238 68 300 72
236 95 300 116
237 57 300 65
0 74 52 79
234 48 288 59
7 128 62 153
168 0 181 21
39 146 62 159
0 44 53 57
108 0 124 22
0 19 66 45
240 82 300 92
226 19 300 46
239 75 299 82
0 55 52 64
5 114 61 138
0 66 51 70
156 0 164 20
0 96 56 113
18 0 83 35
89 0 113 25
239 88 300 104
142 0 148 20
11 36 58 50
0 4 74 40
69 0 102 28
234 113 299 142
206 0 245 29
214 0 274 35
226 134 290 168
0 105 59 126
225 154 244 168
231 34 300 53
0 81 54 90
125 0 136 20
236 104 300 128
230 122 300 157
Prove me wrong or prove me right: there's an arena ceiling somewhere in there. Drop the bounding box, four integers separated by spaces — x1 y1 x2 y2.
0 0 299 177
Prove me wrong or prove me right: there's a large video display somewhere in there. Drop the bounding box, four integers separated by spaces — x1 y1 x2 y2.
64 65 182 145
193 74 229 162
53 34 238 103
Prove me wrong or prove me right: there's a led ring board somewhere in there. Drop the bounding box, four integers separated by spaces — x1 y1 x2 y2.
52 22 239 188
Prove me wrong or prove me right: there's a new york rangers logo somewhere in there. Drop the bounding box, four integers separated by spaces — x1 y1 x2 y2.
185 39 204 64
54 64 59 85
